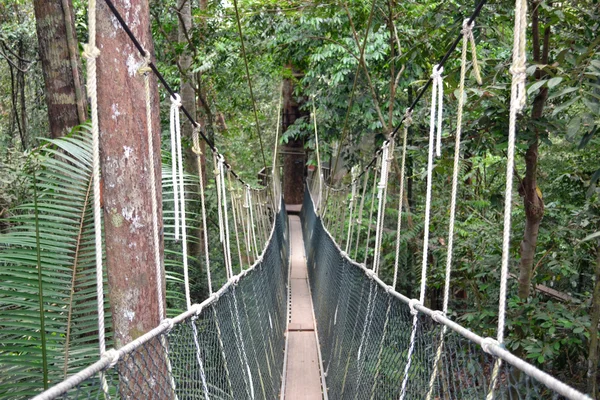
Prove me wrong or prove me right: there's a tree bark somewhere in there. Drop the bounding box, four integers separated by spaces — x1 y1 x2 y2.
588 242 600 398
177 0 204 277
282 66 307 205
97 0 170 396
33 0 87 139
517 2 549 301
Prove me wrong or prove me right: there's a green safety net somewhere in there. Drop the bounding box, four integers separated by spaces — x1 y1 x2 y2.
44 202 289 400
301 188 572 400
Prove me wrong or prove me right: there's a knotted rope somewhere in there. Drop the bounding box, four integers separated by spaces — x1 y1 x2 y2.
487 0 528 398
431 65 444 157
400 65 442 399
392 109 412 290
191 127 213 294
169 94 183 241
425 19 481 400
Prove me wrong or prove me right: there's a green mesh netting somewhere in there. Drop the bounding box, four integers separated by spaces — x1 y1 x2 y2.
46 203 289 400
301 188 572 400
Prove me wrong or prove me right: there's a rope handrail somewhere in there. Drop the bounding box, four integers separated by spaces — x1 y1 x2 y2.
305 186 591 400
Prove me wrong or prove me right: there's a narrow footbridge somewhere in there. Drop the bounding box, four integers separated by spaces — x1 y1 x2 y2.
33 191 589 400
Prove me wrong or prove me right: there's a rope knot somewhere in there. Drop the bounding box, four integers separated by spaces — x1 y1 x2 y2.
161 318 175 333
170 93 182 108
403 108 414 128
386 285 394 294
192 145 203 155
82 43 100 60
431 310 445 323
102 348 120 369
366 269 376 279
137 54 152 76
481 337 500 354
461 19 475 36
192 303 204 316
408 298 421 316
431 64 444 80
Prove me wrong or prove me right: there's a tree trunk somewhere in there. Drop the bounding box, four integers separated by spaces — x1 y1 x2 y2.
178 0 204 282
517 3 549 301
282 66 307 205
588 242 600 398
96 0 170 396
33 0 87 139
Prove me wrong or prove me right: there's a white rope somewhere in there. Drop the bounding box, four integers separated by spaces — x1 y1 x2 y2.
83 0 105 358
219 157 234 280
138 57 181 400
431 65 444 157
400 68 441 399
354 171 370 259
363 160 380 266
345 177 357 253
312 98 324 214
192 128 213 294
372 142 391 275
169 93 192 310
392 109 411 290
462 19 483 85
487 0 528 397
272 83 283 209
247 187 260 259
170 94 182 240
425 20 475 399
213 152 225 246
228 176 244 272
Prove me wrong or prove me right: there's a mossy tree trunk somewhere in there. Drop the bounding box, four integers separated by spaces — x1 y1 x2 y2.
33 0 87 138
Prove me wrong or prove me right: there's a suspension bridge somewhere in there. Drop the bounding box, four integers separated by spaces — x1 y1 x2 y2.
19 0 595 398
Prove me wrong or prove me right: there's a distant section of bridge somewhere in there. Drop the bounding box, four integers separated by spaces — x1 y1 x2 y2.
282 212 325 399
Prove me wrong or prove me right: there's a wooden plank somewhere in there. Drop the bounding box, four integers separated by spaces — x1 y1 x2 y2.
284 332 323 400
283 215 324 400
290 279 314 330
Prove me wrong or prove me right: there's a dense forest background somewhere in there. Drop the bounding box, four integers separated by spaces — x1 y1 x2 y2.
0 0 599 398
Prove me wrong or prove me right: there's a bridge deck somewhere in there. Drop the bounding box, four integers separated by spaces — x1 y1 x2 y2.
283 215 325 399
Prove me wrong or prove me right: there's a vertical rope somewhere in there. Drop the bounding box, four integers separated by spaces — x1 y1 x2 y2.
363 158 380 266
272 82 283 209
170 93 192 310
425 19 478 399
83 0 105 357
372 142 391 274
400 65 443 400
432 65 444 157
487 0 528 397
170 95 181 241
247 187 260 259
219 157 234 279
312 98 324 214
228 175 244 272
354 171 370 259
345 176 357 253
192 128 213 294
392 110 411 290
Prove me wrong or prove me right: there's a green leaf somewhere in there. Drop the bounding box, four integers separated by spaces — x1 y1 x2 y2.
527 80 547 95
547 77 563 89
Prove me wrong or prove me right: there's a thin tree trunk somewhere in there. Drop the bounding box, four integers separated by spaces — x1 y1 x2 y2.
588 242 600 398
178 0 204 282
97 0 170 396
517 3 549 301
33 0 87 139
282 65 307 205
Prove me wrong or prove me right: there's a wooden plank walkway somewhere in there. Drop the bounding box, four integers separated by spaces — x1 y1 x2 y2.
283 214 324 400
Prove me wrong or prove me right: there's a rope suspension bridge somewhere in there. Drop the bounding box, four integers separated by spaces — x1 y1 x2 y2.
21 0 592 399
